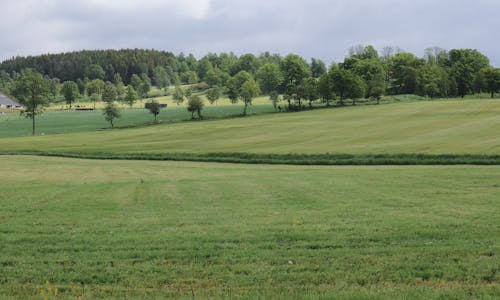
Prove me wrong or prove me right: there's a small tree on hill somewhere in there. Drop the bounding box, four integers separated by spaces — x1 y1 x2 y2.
240 78 260 116
138 73 151 98
87 79 105 109
124 85 138 107
206 86 221 105
172 85 185 105
61 81 79 109
187 95 204 119
102 82 118 103
103 101 121 128
13 70 50 136
147 100 161 122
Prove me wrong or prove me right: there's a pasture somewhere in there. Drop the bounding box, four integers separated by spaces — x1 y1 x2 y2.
0 99 499 155
1 156 499 299
0 98 274 138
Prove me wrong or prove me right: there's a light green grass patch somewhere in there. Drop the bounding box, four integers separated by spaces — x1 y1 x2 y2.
0 156 499 298
1 100 499 154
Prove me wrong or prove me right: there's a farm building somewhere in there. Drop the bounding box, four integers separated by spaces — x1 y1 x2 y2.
0 92 23 109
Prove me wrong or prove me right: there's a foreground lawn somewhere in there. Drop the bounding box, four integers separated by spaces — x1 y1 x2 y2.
1 156 498 298
0 100 499 155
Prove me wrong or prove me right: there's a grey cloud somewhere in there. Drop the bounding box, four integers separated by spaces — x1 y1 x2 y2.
0 0 499 66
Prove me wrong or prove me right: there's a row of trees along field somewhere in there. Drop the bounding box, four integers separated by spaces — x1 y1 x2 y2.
1 46 499 101
1 46 500 134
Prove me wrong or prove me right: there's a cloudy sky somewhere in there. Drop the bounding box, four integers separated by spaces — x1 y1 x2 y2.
0 0 499 65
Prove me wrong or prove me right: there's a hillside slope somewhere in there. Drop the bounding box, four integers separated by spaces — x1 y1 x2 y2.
0 100 499 155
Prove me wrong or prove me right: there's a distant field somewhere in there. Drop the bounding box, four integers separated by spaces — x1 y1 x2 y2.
0 156 498 299
0 100 274 138
1 99 499 155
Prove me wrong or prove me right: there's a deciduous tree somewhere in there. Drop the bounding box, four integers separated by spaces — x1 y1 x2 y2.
13 70 49 135
187 95 204 119
124 85 138 107
61 81 79 109
147 100 161 122
240 78 260 116
103 101 121 128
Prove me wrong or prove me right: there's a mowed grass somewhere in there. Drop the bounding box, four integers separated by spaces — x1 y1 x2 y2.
0 100 274 138
1 99 499 154
0 156 499 299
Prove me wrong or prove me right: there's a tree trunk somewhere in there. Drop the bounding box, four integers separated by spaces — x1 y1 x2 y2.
32 95 35 136
243 102 248 116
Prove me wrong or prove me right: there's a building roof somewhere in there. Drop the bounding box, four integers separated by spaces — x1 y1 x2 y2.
0 92 22 107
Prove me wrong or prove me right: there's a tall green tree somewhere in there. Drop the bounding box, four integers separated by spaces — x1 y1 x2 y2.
153 66 170 95
240 78 260 116
172 85 185 105
416 65 451 98
130 74 142 91
227 71 252 104
102 82 118 103
256 62 283 94
482 67 500 98
205 68 229 87
280 54 311 109
352 59 386 101
138 73 151 98
206 86 221 105
114 73 125 101
300 77 319 107
87 79 105 109
61 81 79 109
310 58 327 78
103 101 121 128
147 100 161 122
318 73 335 106
85 64 105 80
187 95 204 119
46 77 60 101
448 49 489 98
13 70 50 135
124 85 138 107
329 69 366 105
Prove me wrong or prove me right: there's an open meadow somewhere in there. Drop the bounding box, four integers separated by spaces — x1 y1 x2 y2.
1 99 499 155
1 156 499 299
1 99 499 299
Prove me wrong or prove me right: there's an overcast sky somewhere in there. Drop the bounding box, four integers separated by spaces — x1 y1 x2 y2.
0 0 499 66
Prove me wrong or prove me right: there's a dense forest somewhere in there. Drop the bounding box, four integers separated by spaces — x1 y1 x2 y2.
1 46 499 112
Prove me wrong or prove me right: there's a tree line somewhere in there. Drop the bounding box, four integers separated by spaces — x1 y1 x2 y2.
1 46 499 100
1 46 499 135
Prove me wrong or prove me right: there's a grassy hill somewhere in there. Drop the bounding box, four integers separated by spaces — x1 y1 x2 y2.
1 100 499 155
0 97 275 138
1 156 499 299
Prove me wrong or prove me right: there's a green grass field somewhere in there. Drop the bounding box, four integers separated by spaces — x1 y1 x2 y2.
1 99 499 155
1 156 499 299
1 99 499 299
0 100 274 138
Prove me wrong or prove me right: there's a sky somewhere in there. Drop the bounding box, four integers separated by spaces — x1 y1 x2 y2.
0 0 499 66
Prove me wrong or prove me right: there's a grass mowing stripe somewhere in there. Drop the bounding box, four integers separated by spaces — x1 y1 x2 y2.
2 151 500 165
1 156 499 298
